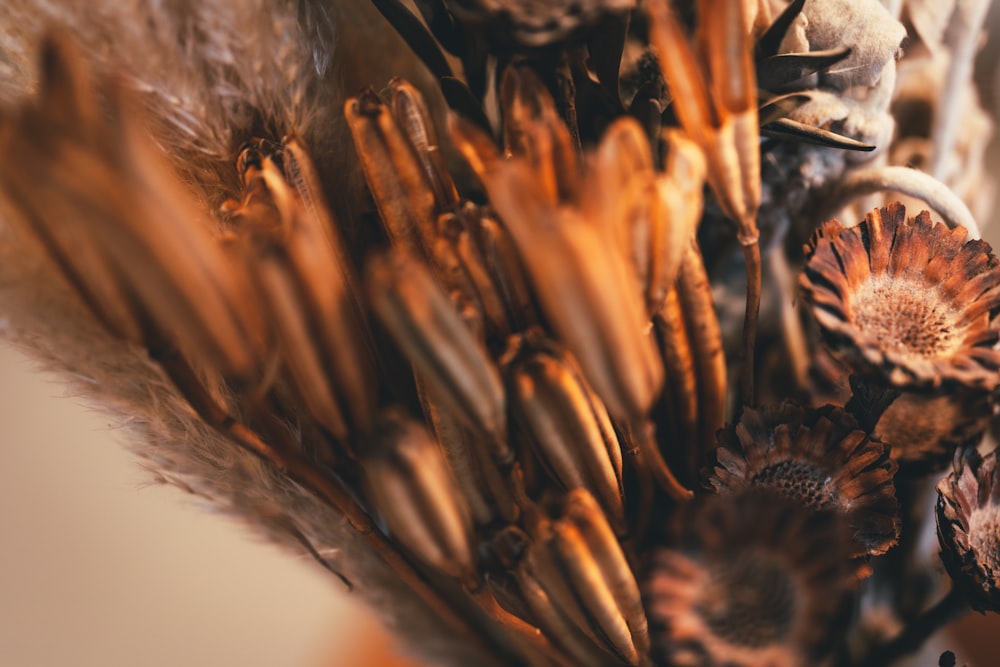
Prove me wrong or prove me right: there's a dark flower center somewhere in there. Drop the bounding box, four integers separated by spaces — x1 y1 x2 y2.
697 553 797 648
851 277 959 359
752 460 837 510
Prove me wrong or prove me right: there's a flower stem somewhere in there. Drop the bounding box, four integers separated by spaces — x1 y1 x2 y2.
741 240 762 406
856 588 970 667
769 247 810 390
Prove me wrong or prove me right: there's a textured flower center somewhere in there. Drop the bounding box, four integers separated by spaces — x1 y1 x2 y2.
697 553 797 648
851 277 960 359
968 505 1000 582
752 460 837 510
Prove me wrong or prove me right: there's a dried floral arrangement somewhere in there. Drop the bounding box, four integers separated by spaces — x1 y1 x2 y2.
0 0 998 665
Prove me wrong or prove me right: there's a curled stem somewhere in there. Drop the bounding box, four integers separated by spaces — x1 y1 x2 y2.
629 420 694 502
829 166 980 239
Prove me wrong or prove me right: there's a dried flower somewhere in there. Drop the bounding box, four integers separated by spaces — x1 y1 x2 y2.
937 448 1000 613
1 1 998 666
801 202 1000 391
874 391 991 473
642 491 855 667
707 404 900 559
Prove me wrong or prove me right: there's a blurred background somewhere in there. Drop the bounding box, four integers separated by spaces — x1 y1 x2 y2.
0 343 422 667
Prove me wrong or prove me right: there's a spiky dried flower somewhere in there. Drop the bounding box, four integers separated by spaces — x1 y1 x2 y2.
707 403 900 561
937 448 1000 613
801 202 1000 391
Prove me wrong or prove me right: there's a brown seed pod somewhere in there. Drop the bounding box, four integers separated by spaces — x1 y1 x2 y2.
363 409 477 585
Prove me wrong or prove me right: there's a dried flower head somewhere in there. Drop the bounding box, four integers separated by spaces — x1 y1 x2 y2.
643 491 855 667
801 202 1000 390
875 391 991 473
936 448 1000 613
707 403 899 559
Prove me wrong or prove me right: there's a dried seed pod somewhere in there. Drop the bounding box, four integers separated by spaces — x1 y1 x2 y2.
522 506 643 666
523 519 610 650
647 0 761 242
675 241 728 461
512 557 610 667
430 225 489 324
562 490 650 659
364 409 476 584
280 137 369 305
505 336 626 534
450 113 505 181
346 89 440 254
499 65 579 205
389 79 459 211
549 506 643 665
367 250 509 456
0 37 268 382
439 212 512 337
420 378 519 525
464 133 664 422
648 130 706 310
464 205 538 332
589 116 657 296
652 288 701 481
239 148 377 440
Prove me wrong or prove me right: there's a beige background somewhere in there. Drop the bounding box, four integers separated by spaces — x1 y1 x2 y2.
0 342 401 667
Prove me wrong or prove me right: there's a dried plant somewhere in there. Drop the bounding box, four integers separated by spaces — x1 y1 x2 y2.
1 0 999 666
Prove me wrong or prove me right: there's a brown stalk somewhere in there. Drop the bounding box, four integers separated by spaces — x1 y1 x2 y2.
741 241 762 405
675 241 728 467
620 420 693 503
653 288 700 482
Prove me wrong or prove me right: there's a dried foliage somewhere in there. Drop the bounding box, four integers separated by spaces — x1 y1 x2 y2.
1 0 999 666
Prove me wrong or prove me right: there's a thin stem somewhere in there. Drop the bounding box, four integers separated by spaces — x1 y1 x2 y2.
768 247 810 390
741 240 762 406
472 588 577 667
856 588 969 667
629 420 694 502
